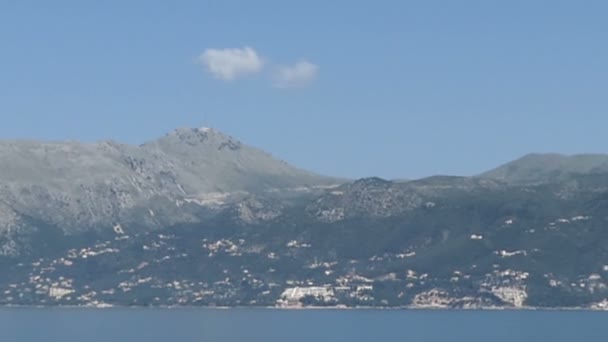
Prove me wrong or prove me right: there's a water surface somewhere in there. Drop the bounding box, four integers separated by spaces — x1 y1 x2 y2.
0 308 605 341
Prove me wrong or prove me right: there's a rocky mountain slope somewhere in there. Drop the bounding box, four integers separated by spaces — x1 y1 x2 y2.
480 153 608 184
0 131 607 310
0 127 339 255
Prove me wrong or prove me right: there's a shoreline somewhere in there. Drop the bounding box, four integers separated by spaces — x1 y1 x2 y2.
0 304 606 312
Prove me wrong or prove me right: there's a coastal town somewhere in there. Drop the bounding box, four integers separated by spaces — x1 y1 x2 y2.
1 217 607 310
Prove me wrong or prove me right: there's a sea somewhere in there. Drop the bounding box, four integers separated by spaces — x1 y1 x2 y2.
0 308 605 341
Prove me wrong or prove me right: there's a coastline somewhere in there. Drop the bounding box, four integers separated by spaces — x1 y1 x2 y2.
0 304 606 312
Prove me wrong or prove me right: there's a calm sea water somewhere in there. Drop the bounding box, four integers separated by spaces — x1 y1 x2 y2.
0 308 605 341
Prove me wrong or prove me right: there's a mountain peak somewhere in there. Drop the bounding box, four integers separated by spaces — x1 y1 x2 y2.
176 126 222 134
0 128 340 238
481 153 608 184
157 127 242 151
167 126 222 137
198 126 212 133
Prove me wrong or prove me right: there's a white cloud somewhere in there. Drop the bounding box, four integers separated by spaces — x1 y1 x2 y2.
273 60 319 89
199 47 264 81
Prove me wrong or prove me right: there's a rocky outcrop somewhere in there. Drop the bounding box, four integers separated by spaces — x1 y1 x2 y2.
0 127 339 254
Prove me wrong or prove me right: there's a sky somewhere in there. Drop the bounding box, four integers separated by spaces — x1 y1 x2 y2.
1 1 607 180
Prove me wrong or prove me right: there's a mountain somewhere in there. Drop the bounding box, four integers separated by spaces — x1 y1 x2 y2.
0 136 607 310
480 153 608 184
0 127 340 255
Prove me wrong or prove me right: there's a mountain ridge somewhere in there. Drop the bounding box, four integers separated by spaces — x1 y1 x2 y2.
0 127 341 253
0 130 607 310
480 153 608 184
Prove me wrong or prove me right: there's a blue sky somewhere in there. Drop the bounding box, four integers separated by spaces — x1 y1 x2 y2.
1 1 607 179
